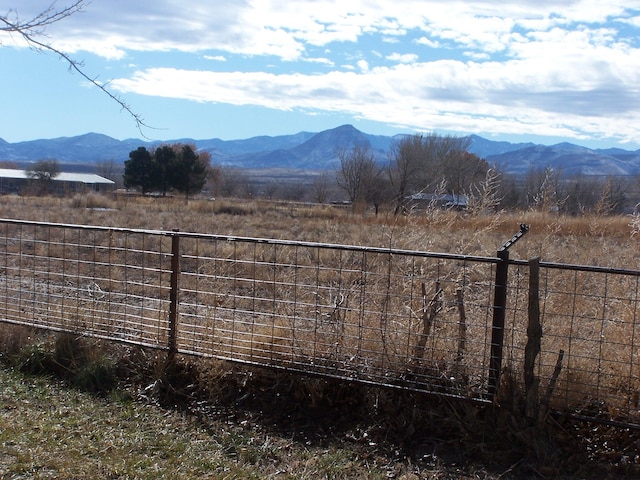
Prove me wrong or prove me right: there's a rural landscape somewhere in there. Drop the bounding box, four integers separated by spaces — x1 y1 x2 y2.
3 1 640 478
1 127 640 478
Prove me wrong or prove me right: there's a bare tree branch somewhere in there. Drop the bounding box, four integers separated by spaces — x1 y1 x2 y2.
1 1 85 34
1 1 152 137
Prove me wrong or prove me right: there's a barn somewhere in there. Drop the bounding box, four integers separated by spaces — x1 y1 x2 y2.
0 169 115 195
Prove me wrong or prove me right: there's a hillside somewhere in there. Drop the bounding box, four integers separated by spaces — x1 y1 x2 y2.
1 126 639 176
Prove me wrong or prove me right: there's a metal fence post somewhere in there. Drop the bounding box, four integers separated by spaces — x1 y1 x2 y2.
487 224 529 402
168 229 180 359
488 248 509 401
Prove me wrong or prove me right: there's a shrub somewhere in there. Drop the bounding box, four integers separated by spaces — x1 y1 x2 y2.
53 334 118 393
72 355 117 393
13 341 55 375
69 192 114 209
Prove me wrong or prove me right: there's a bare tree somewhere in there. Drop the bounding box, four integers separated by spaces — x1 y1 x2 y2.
388 133 481 214
213 167 249 198
311 172 332 204
96 158 123 187
336 145 382 211
388 134 425 214
1 2 148 134
25 158 60 194
442 151 488 197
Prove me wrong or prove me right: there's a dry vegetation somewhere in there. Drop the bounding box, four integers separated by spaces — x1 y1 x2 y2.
1 193 640 478
1 193 639 265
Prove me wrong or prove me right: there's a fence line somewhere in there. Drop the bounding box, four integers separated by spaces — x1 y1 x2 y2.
1 218 639 427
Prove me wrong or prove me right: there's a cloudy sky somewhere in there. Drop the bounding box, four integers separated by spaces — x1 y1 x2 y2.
1 0 640 149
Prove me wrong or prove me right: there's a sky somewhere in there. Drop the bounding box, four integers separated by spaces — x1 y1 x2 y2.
1 0 640 150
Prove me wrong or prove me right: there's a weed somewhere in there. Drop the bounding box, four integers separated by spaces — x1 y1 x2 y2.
12 340 54 375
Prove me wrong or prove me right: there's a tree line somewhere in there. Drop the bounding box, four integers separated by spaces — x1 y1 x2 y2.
336 134 489 214
126 134 634 216
333 134 639 215
17 136 640 215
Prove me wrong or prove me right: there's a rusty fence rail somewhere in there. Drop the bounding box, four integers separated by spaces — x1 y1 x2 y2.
0 218 639 426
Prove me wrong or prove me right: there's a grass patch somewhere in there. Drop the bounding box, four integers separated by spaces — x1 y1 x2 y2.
0 365 249 479
0 363 400 479
5 331 118 394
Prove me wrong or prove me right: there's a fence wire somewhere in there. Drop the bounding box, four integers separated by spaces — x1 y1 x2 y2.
175 233 496 400
1 219 639 426
0 221 174 349
503 261 640 424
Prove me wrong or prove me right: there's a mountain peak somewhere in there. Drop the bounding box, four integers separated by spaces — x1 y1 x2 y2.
332 124 358 132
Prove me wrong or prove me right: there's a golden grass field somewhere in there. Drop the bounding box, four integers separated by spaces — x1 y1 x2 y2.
2 193 640 478
1 192 639 412
1 192 639 265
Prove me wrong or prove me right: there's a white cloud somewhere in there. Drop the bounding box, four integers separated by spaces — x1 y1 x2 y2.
8 0 640 144
17 1 636 60
111 40 640 144
357 60 369 72
415 37 441 48
303 57 335 66
386 53 418 63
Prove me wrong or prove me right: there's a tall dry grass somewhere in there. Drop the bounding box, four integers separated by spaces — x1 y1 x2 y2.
0 193 637 264
1 194 639 418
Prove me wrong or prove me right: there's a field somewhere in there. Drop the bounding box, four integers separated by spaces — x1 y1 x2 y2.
1 193 638 264
1 193 640 478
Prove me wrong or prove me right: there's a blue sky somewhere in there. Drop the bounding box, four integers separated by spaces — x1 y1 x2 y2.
2 0 640 149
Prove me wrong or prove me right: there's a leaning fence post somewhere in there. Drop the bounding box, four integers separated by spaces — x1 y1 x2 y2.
167 229 180 360
488 224 529 402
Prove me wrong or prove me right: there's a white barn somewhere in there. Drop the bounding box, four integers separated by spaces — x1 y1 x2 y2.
0 169 115 195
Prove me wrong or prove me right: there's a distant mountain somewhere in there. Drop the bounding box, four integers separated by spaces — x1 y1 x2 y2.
1 125 639 176
484 142 640 176
468 134 535 158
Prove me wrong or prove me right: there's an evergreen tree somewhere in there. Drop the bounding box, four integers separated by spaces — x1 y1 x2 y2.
153 145 177 196
171 145 210 200
123 144 210 198
123 147 155 195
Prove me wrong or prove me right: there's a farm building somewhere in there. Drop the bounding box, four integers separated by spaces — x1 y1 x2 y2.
407 192 469 210
0 169 115 195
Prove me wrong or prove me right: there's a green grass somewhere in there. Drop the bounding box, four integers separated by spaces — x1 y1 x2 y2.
2 343 640 479
0 365 396 479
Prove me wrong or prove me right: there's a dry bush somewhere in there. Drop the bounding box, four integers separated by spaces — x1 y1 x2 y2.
630 211 640 238
68 192 115 209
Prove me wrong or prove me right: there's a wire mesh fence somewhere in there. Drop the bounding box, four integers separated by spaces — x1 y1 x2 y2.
174 233 497 400
0 220 174 349
503 260 640 424
0 218 639 426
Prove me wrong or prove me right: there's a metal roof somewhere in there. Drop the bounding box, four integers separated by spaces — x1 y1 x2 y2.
0 169 114 184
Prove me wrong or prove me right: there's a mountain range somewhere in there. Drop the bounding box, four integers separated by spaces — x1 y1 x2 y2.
1 124 639 177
